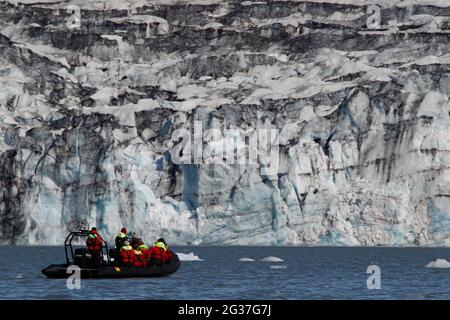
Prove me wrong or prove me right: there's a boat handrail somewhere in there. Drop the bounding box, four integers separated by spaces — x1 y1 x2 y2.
64 230 110 265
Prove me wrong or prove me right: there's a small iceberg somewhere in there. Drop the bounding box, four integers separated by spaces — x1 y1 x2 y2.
426 259 450 268
270 265 287 269
176 252 203 261
261 256 284 262
239 257 255 262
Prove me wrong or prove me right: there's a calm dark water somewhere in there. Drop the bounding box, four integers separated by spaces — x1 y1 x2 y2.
0 246 449 300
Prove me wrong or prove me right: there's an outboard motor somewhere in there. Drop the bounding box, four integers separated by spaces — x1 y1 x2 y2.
74 248 102 268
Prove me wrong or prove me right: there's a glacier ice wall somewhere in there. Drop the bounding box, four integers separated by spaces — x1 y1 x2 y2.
0 0 449 245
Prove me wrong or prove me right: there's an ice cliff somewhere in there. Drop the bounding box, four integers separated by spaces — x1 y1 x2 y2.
0 0 449 245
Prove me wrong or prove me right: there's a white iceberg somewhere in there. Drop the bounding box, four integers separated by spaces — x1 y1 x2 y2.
426 259 450 268
239 257 255 262
176 252 203 261
261 256 284 262
270 265 287 269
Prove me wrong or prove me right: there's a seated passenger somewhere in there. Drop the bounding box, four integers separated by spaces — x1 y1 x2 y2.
131 237 149 251
137 243 149 251
132 249 147 268
118 240 135 266
154 238 169 251
120 240 133 251
128 237 149 267
118 241 148 268
147 238 173 265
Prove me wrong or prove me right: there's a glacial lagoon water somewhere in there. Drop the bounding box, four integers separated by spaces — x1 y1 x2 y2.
0 246 449 300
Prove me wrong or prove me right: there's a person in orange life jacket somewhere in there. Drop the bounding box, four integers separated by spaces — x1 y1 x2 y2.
86 227 103 251
115 227 129 249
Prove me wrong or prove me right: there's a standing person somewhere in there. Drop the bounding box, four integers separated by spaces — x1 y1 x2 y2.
86 227 103 252
86 227 103 267
115 227 128 249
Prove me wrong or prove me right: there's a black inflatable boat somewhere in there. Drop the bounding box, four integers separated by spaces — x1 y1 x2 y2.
42 230 181 279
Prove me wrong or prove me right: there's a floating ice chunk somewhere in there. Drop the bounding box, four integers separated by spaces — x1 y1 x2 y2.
261 256 284 262
239 258 255 262
176 252 203 261
270 265 287 269
426 259 450 268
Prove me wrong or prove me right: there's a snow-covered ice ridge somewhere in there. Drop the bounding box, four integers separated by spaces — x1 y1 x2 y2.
0 0 449 245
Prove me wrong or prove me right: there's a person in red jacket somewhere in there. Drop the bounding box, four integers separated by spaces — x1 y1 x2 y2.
147 238 173 265
118 241 135 266
85 227 103 267
86 227 103 252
